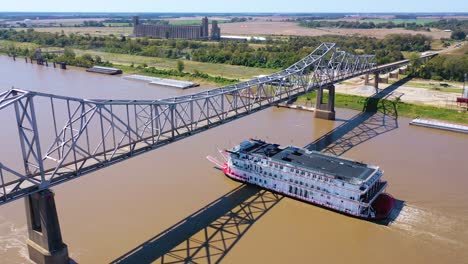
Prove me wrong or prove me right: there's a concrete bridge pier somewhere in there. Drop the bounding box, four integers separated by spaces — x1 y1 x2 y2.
389 71 399 79
25 189 69 264
374 72 380 92
364 73 370 85
314 85 335 120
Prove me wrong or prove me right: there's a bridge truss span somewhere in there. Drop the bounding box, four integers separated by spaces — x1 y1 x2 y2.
0 43 378 206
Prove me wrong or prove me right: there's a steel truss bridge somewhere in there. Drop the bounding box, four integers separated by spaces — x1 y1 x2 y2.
0 43 428 207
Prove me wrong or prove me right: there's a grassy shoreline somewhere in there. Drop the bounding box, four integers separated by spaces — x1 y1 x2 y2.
297 92 467 124
0 40 277 81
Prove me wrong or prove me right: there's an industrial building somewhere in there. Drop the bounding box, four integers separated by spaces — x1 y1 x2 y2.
133 16 221 40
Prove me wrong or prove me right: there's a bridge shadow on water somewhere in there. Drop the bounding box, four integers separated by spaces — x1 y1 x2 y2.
110 78 410 263
110 184 283 264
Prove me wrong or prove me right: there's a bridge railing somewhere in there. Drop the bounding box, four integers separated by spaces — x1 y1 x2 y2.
0 43 379 206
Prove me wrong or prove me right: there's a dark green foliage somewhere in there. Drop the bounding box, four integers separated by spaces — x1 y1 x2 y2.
429 19 468 31
82 21 105 27
411 55 468 82
230 17 247 23
176 60 184 72
451 30 466 40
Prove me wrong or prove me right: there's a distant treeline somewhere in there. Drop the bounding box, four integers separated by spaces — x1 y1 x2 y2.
82 21 105 27
299 19 427 31
0 28 433 68
298 18 468 33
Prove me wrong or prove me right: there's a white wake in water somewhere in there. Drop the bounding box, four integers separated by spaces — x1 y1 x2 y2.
389 204 467 249
0 217 32 263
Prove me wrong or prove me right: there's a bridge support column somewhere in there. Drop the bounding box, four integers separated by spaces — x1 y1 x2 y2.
314 85 335 120
364 73 370 85
389 72 399 79
373 73 379 92
25 189 69 264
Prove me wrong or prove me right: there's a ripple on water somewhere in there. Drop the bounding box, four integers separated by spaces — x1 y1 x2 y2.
390 204 466 249
0 216 31 263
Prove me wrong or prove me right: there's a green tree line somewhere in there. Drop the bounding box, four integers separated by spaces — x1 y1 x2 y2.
409 54 467 82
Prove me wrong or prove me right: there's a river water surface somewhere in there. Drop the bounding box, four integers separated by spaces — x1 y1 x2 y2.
0 56 467 263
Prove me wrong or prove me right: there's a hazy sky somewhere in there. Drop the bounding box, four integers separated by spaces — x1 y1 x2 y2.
1 0 467 13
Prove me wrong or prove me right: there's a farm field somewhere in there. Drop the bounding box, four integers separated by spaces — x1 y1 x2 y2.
219 21 452 39
23 27 133 36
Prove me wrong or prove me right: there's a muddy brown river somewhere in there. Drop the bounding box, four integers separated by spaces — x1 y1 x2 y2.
0 56 467 263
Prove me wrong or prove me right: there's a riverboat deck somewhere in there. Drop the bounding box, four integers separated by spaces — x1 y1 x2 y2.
242 140 376 183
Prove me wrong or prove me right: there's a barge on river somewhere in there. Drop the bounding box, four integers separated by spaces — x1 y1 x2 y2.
208 139 395 220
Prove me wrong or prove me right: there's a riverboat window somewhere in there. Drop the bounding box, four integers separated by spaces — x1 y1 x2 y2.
280 166 283 169
342 182 345 187
319 176 322 180
313 175 316 179
294 180 298 184
305 191 308 198
305 183 308 187
295 187 298 195
289 186 292 193
290 168 294 172
296 170 300 174
350 197 354 200
301 171 305 176
300 181 303 185
289 179 293 182
325 178 328 182
269 173 272 176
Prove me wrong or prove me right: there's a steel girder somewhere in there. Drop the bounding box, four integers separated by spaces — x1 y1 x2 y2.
0 43 379 206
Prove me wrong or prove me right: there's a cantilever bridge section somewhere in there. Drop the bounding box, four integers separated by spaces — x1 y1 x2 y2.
0 43 433 206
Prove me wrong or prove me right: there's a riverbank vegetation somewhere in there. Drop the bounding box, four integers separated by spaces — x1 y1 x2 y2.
407 46 468 82
0 28 433 68
297 92 468 124
127 66 238 86
0 43 240 85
